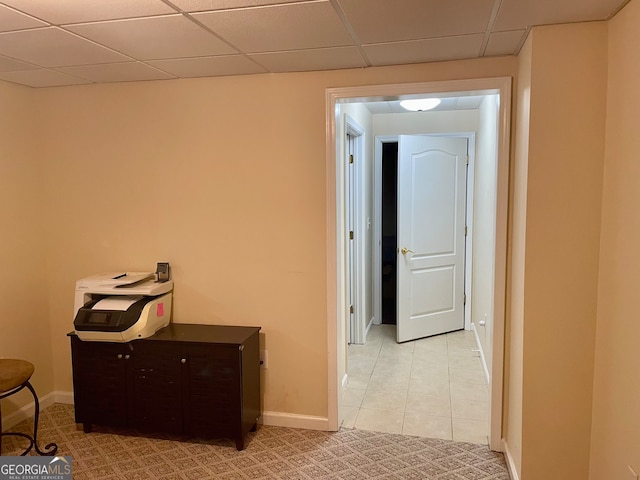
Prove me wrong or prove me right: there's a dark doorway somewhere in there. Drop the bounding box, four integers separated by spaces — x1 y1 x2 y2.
381 142 398 324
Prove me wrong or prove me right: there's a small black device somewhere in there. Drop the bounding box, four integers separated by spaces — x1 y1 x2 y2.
156 262 170 283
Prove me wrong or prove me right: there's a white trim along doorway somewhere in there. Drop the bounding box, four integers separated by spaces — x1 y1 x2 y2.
325 78 512 451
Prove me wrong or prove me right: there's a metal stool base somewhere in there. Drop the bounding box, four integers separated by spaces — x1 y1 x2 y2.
0 381 58 456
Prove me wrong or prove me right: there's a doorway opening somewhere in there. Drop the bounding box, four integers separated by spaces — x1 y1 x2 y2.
381 142 398 325
326 78 512 451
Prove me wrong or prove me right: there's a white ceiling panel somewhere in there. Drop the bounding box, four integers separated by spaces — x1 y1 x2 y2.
149 55 266 77
364 35 485 66
56 62 175 83
0 53 36 71
338 0 496 43
0 3 46 32
67 15 237 60
494 0 625 31
0 0 628 87
171 0 302 13
249 46 366 72
455 95 486 109
0 67 89 87
193 1 353 53
485 30 526 56
0 0 175 25
0 27 130 67
362 95 488 114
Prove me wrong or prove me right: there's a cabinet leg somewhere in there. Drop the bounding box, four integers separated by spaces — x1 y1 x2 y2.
235 437 245 451
250 422 257 432
82 423 92 434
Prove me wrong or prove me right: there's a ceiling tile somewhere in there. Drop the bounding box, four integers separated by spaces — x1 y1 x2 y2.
0 67 90 87
494 0 625 31
171 0 301 12
0 4 47 32
248 46 366 72
364 102 393 114
56 62 175 83
193 1 353 53
485 30 526 56
0 53 37 72
149 55 266 77
0 27 131 67
455 95 485 109
0 0 177 25
67 14 237 60
363 35 485 66
338 0 496 43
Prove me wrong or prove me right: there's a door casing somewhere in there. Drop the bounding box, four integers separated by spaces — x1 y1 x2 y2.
326 77 512 451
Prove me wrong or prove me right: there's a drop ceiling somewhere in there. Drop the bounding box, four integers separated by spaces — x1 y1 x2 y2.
0 0 628 88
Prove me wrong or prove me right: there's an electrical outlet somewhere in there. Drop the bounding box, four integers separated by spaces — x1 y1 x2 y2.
628 465 639 480
260 350 268 369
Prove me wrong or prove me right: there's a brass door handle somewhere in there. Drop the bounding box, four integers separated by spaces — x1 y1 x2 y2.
401 247 414 255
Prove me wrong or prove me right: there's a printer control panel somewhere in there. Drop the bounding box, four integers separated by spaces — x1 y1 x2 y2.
75 308 127 331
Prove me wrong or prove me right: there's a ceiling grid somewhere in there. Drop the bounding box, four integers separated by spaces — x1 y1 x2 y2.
0 0 627 87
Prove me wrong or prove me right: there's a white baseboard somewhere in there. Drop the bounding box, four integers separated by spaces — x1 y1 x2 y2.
261 411 329 431
2 391 73 430
365 317 374 337
502 439 520 480
471 324 491 385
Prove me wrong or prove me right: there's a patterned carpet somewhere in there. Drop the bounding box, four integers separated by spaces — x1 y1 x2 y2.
1 404 510 479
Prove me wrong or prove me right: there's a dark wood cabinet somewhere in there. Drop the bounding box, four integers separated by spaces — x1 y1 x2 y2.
69 324 261 450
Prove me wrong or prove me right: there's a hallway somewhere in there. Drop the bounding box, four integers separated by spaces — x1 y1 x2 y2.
342 324 489 444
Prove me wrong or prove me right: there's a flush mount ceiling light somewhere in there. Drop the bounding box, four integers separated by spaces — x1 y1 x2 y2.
400 98 441 111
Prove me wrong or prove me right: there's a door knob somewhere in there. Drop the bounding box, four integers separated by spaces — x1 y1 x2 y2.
401 247 414 255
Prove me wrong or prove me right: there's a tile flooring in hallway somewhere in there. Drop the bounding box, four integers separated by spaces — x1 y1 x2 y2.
341 324 489 444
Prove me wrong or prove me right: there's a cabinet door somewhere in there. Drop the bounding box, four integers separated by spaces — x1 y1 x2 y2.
70 337 128 427
128 341 182 434
182 344 241 438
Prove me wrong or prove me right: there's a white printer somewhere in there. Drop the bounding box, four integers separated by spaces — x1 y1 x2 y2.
73 272 173 342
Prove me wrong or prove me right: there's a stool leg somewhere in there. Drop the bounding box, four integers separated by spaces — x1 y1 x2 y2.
24 382 57 456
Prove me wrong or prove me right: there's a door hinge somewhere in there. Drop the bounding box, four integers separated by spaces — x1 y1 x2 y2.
465 226 468 236
464 293 467 305
349 154 354 164
350 305 354 314
349 230 354 240
466 155 469 166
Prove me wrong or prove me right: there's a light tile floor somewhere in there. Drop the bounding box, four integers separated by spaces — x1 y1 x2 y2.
341 324 489 444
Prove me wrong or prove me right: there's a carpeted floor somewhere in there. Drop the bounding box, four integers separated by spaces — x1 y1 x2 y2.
1 404 510 479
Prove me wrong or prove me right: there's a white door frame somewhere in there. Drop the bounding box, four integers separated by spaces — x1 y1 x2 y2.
326 78 512 451
345 116 367 345
373 134 476 333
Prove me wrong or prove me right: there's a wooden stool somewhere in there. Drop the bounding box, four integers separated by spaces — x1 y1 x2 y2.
0 359 57 456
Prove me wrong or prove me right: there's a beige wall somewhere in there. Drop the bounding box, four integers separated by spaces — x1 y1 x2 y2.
23 57 517 421
507 22 608 480
590 0 640 478
0 81 54 415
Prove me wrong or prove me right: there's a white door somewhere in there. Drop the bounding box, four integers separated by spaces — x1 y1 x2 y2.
397 135 468 343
